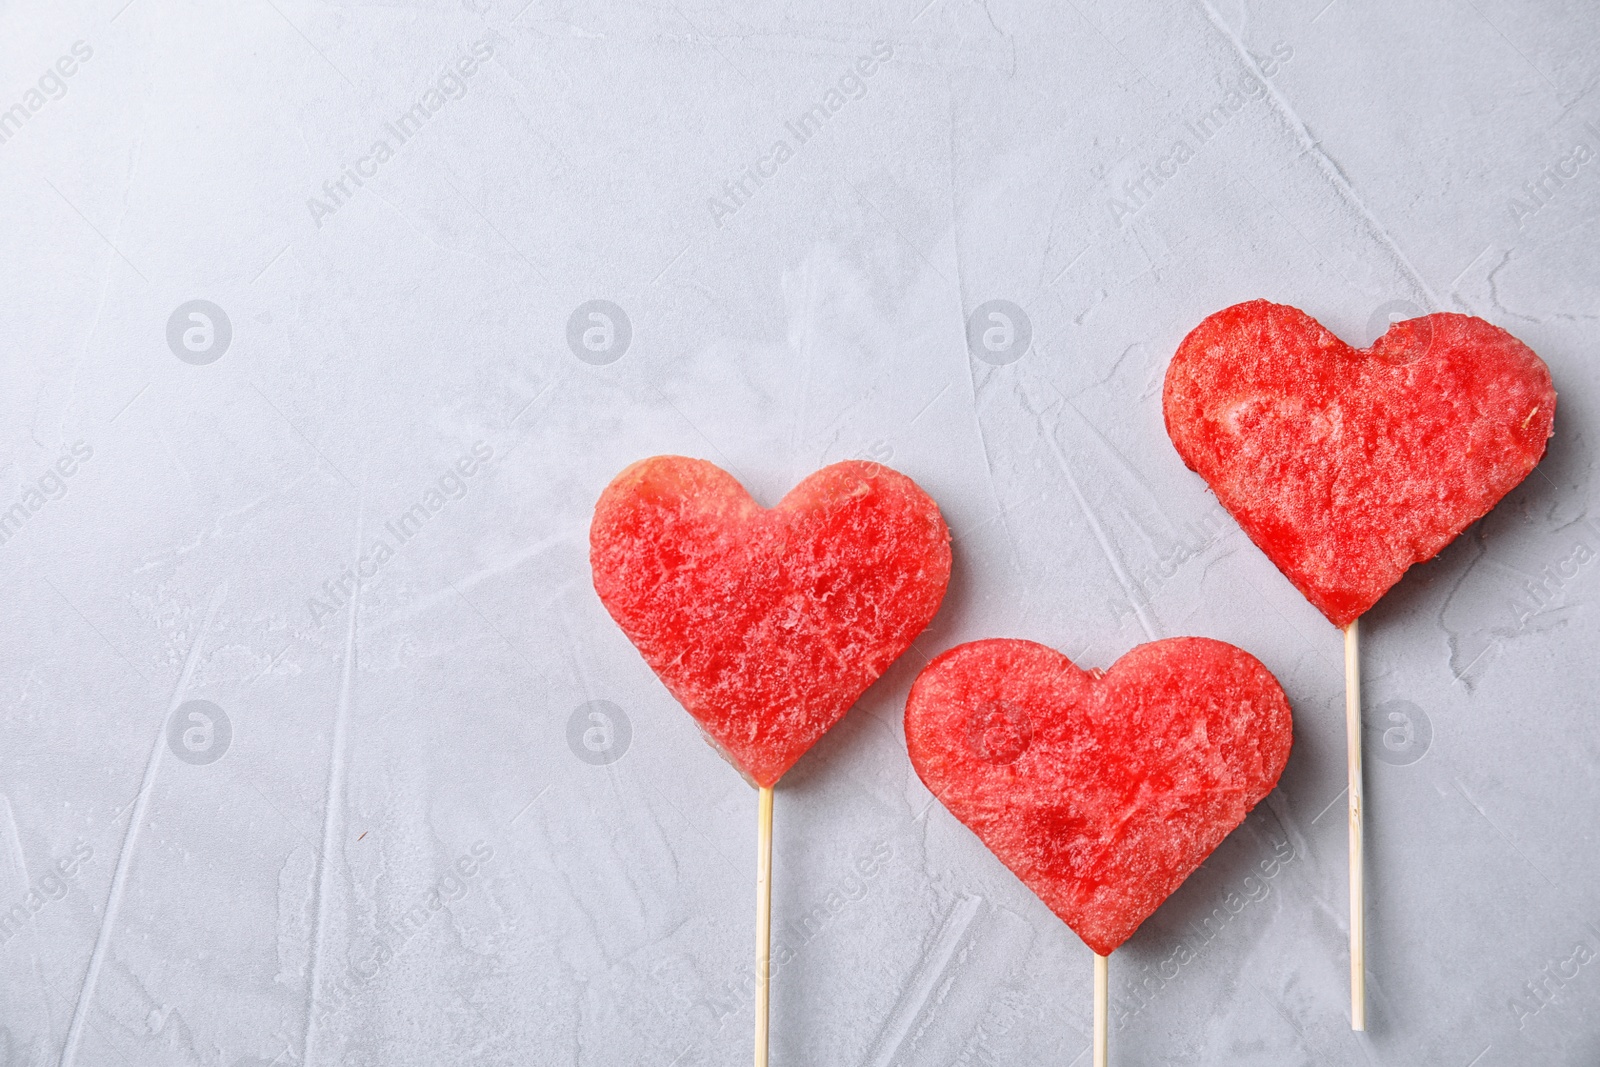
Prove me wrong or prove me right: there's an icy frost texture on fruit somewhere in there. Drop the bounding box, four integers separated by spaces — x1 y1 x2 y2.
591 456 952 787
905 637 1292 956
1164 300 1556 627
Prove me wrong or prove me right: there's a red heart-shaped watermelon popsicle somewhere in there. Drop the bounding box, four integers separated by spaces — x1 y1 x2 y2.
1163 300 1555 626
906 637 1292 955
591 456 952 787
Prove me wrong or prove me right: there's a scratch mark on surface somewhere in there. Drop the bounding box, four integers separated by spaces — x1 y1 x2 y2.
1046 243 1092 289
262 0 358 90
1195 0 1442 309
40 577 148 683
108 383 149 423
863 893 985 1067
907 382 952 429
1450 641 1498 685
59 586 224 1067
1311 786 1348 825
302 478 366 1067
650 242 692 287
1449 772 1565 897
509 784 552 826
1456 0 1564 98
251 243 293 285
368 528 575 634
1036 401 1159 639
42 178 149 284
945 90 1024 577
1447 244 1494 305
1 795 56 1041
248 382 359 489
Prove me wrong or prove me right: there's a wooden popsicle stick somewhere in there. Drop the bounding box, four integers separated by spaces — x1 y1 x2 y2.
755 785 774 1067
1093 952 1109 1067
1344 619 1366 1031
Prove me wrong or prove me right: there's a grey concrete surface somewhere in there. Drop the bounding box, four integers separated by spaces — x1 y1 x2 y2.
1 1 1597 1064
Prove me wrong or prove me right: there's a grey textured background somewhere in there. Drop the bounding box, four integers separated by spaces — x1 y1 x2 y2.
2 0 1597 1064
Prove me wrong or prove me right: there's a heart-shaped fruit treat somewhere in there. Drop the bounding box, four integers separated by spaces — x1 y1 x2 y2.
1164 300 1555 626
905 637 1291 955
592 457 951 787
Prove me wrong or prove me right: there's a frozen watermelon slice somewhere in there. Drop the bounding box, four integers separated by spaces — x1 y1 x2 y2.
905 637 1292 955
1164 300 1555 626
591 457 951 787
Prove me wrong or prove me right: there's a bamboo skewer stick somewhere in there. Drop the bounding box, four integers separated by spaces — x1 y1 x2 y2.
755 785 775 1067
1345 619 1366 1031
1093 952 1109 1067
